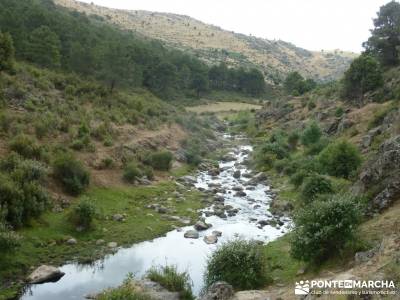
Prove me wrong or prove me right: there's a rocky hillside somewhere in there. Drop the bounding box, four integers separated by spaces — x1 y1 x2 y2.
54 0 356 84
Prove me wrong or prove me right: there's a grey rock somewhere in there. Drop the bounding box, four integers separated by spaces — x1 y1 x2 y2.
107 242 118 248
66 238 77 245
194 221 211 231
112 214 124 222
201 281 234 300
233 170 241 178
204 235 218 244
27 265 65 284
184 230 199 239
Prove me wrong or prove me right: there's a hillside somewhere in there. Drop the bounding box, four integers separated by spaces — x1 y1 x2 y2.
54 0 357 83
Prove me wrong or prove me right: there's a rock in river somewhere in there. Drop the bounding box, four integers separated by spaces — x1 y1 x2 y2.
27 265 65 284
194 220 211 231
204 235 218 244
184 230 199 239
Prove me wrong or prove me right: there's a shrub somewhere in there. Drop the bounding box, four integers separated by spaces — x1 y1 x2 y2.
123 162 142 183
318 140 362 179
0 155 50 227
204 239 269 290
301 174 334 203
307 100 316 110
70 198 96 229
146 151 173 171
301 121 322 146
9 134 44 160
53 153 90 195
289 170 310 189
335 107 344 118
304 137 329 156
287 131 300 150
0 222 21 253
261 142 289 160
147 265 194 300
290 194 362 262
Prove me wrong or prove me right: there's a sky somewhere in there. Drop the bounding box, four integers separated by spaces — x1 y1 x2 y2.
79 0 390 53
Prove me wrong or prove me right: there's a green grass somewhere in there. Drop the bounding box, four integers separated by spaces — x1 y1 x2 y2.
0 182 204 299
264 235 304 284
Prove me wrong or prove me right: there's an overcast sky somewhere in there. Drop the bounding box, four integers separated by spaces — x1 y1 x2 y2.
80 0 390 53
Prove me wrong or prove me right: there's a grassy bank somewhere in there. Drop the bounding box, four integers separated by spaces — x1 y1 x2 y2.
0 181 204 299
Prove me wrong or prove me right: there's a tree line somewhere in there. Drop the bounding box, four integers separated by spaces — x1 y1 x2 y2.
0 0 266 99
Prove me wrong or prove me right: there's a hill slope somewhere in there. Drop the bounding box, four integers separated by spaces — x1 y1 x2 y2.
54 0 357 84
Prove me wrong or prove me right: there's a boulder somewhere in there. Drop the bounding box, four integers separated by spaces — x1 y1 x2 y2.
233 170 241 179
107 242 118 248
66 238 77 245
212 230 222 237
200 281 234 300
204 235 218 244
27 265 65 284
184 230 199 239
194 221 211 231
112 214 124 222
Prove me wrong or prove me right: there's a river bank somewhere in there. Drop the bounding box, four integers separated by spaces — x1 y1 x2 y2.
18 133 290 299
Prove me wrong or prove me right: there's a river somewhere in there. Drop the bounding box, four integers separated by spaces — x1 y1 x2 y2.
21 134 291 299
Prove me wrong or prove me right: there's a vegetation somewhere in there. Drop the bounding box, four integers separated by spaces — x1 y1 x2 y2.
342 54 383 105
0 0 267 99
300 174 334 203
364 1 400 66
204 239 269 290
53 153 90 196
147 265 194 300
69 198 97 229
0 154 50 228
301 121 322 146
123 162 142 183
284 72 316 96
318 140 362 179
290 194 362 263
98 274 152 300
0 222 21 253
145 151 173 171
0 30 15 73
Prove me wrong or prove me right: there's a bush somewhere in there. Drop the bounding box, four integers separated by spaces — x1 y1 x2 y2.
301 174 334 203
0 222 21 253
261 141 289 160
146 151 173 171
304 137 329 155
288 131 300 150
301 121 322 146
335 107 344 118
53 153 90 195
147 265 194 300
204 239 269 290
289 170 310 189
290 194 362 262
70 198 96 229
123 162 142 183
9 134 44 160
318 140 362 179
0 155 50 227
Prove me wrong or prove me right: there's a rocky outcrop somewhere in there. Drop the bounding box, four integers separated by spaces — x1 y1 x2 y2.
355 135 400 211
27 265 65 284
200 281 234 300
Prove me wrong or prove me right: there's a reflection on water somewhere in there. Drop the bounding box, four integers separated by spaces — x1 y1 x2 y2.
21 137 291 300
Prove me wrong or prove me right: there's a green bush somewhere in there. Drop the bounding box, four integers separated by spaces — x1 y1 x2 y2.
304 137 329 155
0 155 50 227
53 153 90 195
290 194 362 262
335 107 344 118
318 140 362 179
70 198 96 229
289 170 310 189
204 239 269 290
301 174 334 203
147 265 194 300
0 222 21 253
261 141 289 160
301 121 322 146
9 134 44 160
123 162 142 183
146 151 173 171
287 131 300 150
307 100 316 110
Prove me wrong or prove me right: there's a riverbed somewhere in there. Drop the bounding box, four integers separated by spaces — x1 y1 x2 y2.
21 134 291 299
